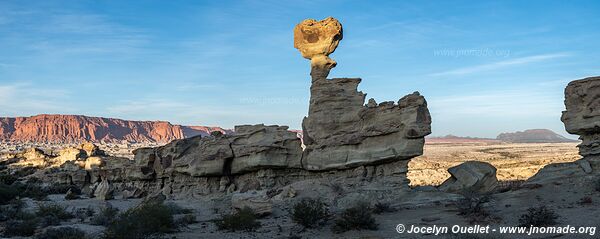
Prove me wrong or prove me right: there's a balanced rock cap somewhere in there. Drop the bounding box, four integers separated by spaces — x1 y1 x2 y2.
293 17 343 69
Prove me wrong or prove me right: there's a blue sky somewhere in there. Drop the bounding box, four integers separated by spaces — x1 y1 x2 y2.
1 1 599 138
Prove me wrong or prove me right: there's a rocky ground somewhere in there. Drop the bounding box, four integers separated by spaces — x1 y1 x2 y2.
1 142 597 239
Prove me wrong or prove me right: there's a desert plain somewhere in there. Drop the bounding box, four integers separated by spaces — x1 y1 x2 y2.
410 141 580 187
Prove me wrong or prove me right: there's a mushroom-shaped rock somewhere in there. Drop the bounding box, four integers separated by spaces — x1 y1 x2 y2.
294 17 343 69
438 161 498 194
561 76 600 159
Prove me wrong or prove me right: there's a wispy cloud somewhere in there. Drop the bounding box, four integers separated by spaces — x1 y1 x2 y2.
0 63 15 68
2 9 151 59
105 98 247 123
428 89 562 118
0 83 74 116
429 53 571 77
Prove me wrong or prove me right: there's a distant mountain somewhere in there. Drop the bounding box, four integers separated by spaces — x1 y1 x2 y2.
0 114 230 143
426 135 500 144
496 129 578 143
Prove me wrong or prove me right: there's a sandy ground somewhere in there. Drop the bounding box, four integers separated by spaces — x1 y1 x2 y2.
408 142 580 186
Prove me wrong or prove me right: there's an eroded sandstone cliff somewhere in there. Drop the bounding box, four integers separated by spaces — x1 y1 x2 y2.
0 114 228 143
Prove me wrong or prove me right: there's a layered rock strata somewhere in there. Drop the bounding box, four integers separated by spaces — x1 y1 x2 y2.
0 114 228 143
301 67 431 170
297 17 431 171
130 124 302 179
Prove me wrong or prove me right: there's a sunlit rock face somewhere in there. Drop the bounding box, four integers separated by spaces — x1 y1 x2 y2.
561 76 600 159
293 17 343 69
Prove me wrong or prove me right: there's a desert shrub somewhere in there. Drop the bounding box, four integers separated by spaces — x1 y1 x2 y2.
329 182 344 195
215 207 261 232
332 201 378 233
518 206 559 227
456 191 491 223
0 173 17 185
372 201 396 214
175 214 197 226
35 203 73 227
0 198 33 222
103 202 176 239
3 219 38 237
0 183 19 204
580 196 592 204
10 182 49 200
74 206 95 222
27 177 42 184
166 202 193 214
35 227 86 239
1 182 51 204
91 205 119 226
291 198 329 228
36 203 74 220
13 166 38 177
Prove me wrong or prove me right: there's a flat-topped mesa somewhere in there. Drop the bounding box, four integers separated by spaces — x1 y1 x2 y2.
294 17 343 69
561 76 600 160
298 17 432 170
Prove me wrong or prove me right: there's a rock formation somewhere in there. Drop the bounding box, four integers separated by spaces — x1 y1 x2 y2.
294 17 343 68
6 17 431 200
0 114 229 143
297 17 431 171
438 161 498 194
561 76 600 160
131 124 302 179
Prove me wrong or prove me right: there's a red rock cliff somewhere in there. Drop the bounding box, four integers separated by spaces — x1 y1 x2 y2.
0 114 227 143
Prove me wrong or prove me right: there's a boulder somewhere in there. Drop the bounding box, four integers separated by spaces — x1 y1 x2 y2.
79 142 104 157
231 191 272 216
93 179 114 200
293 17 343 68
13 148 48 167
52 148 86 166
438 161 498 194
